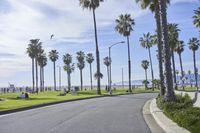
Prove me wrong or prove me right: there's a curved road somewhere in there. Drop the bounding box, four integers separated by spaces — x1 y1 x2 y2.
0 93 157 133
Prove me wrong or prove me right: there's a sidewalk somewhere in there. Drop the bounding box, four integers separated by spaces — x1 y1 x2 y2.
175 90 200 107
149 99 190 133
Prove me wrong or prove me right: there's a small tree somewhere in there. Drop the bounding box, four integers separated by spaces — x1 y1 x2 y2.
49 50 59 91
188 38 200 89
141 60 150 90
63 53 75 92
76 51 85 91
86 53 94 90
103 57 111 91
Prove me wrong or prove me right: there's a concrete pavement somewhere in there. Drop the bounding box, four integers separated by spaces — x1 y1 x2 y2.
149 99 190 133
0 93 157 133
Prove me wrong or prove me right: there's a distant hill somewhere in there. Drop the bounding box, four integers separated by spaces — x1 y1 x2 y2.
114 74 200 86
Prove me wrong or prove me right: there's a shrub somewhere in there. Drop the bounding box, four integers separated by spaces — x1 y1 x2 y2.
156 94 200 133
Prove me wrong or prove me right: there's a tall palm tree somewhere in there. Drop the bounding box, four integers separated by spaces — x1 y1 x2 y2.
188 37 200 89
168 23 180 89
115 14 135 93
38 53 47 92
103 57 111 90
139 32 155 90
175 40 185 90
30 39 42 93
135 0 170 96
193 7 200 38
193 7 200 28
158 0 176 101
49 50 59 91
63 53 75 92
76 51 85 91
79 0 104 95
26 43 36 92
86 53 94 90
141 60 150 90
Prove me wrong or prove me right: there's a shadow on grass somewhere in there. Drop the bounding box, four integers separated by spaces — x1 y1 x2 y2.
9 97 58 101
77 91 97 95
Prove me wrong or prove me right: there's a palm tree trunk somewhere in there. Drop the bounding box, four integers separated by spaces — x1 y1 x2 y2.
67 72 71 92
32 58 35 92
40 66 42 92
145 69 148 90
35 58 38 93
53 61 56 91
127 36 132 93
42 67 44 92
80 69 83 91
178 53 185 90
148 48 154 90
171 51 177 89
155 2 165 96
107 66 110 91
92 8 101 95
159 0 176 101
89 63 93 90
190 74 192 87
193 51 198 89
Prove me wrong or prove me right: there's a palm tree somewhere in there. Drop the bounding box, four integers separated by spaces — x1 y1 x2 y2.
175 70 179 83
63 53 75 92
29 39 42 93
79 0 104 95
175 40 185 90
49 50 59 91
168 23 180 89
115 14 135 93
188 38 200 89
193 7 200 28
38 53 47 92
193 7 200 38
103 57 111 91
188 70 193 87
158 0 176 101
86 53 94 90
141 60 150 90
140 32 155 90
76 51 85 91
26 43 36 92
135 0 170 96
94 72 103 80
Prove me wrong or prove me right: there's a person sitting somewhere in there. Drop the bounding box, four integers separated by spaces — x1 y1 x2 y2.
17 92 26 99
25 92 29 98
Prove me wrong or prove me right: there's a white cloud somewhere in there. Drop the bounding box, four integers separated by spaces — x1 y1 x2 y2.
171 0 200 4
0 0 199 86
0 0 148 79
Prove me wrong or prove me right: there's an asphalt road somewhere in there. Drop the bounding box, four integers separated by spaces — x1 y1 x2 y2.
0 93 157 133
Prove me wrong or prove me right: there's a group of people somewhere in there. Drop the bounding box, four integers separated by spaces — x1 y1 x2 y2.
17 92 29 99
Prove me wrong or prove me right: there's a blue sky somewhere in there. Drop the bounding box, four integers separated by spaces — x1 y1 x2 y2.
0 0 199 87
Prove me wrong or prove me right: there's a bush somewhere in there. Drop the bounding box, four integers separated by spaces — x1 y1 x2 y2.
156 94 200 133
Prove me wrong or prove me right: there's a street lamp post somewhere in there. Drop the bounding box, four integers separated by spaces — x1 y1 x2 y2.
122 68 124 89
109 41 125 94
57 66 61 90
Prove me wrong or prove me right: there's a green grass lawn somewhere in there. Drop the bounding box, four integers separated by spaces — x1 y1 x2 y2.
0 88 159 111
178 86 197 92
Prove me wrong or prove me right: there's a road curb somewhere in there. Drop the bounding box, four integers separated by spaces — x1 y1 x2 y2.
143 99 165 133
150 99 190 133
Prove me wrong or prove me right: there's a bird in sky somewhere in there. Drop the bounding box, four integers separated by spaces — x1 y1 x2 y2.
50 34 54 40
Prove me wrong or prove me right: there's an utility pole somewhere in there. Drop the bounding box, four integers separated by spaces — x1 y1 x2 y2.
122 68 124 88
